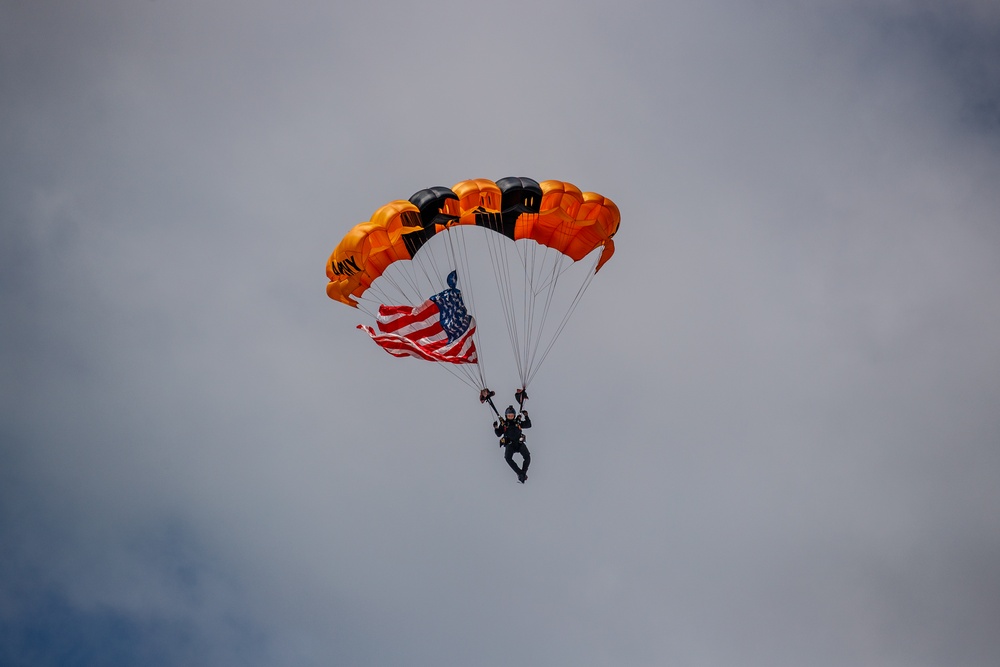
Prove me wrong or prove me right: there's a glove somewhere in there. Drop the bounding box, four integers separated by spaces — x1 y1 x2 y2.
521 410 528 418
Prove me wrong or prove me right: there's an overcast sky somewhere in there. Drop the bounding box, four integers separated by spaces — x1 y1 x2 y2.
3 1 1000 665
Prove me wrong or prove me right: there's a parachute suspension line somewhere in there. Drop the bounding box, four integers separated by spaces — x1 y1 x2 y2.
405 238 444 302
504 233 527 388
525 251 601 388
520 250 579 295
407 246 434 292
485 227 515 379
523 245 563 385
521 235 536 386
508 236 534 387
359 278 422 315
356 299 379 320
365 276 406 308
435 357 481 391
394 245 430 305
520 237 541 388
518 241 565 389
453 226 490 390
485 222 525 385
362 276 402 303
444 225 489 390
484 229 578 394
371 257 419 307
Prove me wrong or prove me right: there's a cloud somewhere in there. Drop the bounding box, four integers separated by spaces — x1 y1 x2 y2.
3 1 1000 665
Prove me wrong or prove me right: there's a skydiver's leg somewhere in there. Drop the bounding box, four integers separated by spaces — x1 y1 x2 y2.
520 443 530 474
504 446 523 476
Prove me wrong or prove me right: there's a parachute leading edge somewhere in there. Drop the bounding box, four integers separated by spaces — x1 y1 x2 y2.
326 177 620 308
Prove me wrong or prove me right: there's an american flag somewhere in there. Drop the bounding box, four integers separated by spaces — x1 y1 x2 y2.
358 295 478 364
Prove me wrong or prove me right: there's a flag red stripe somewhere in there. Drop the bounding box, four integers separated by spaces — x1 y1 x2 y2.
376 302 440 333
358 324 478 364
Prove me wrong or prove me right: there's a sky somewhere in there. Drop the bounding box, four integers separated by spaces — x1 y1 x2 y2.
2 0 1000 665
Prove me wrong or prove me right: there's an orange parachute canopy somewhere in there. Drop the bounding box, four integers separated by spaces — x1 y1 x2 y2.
326 177 620 308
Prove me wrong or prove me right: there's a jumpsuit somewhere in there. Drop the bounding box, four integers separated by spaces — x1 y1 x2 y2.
494 414 532 479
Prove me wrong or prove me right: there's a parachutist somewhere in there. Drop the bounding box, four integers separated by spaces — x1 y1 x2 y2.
494 405 532 483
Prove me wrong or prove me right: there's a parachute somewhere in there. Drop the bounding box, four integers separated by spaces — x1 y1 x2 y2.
326 176 620 402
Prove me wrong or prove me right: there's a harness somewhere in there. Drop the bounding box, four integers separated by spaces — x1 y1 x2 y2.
500 418 524 447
